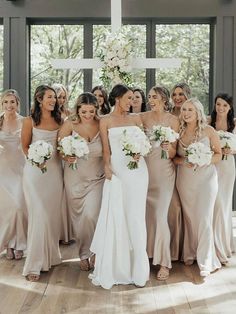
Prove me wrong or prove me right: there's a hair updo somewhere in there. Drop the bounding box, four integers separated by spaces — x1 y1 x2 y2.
108 84 132 107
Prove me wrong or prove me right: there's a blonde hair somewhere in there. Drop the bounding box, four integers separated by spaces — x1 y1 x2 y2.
52 83 68 100
179 97 207 140
0 89 21 130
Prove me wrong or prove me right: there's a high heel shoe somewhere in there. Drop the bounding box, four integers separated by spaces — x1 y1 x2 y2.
200 270 210 277
26 273 40 282
79 259 91 271
6 248 14 260
157 266 169 281
14 250 24 260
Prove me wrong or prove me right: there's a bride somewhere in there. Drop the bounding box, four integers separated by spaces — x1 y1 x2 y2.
89 84 150 289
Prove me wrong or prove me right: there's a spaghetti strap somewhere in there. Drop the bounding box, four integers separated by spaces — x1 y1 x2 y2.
30 117 35 128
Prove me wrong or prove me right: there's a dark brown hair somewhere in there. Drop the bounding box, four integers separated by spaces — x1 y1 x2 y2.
108 84 132 107
31 85 62 126
210 93 235 133
91 85 110 115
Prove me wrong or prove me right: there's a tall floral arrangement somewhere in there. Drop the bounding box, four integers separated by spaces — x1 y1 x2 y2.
99 30 134 89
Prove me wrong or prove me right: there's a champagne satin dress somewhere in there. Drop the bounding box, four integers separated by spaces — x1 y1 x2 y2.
64 131 105 261
0 123 27 254
22 128 63 276
176 137 221 274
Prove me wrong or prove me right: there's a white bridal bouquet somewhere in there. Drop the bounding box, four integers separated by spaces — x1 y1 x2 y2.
58 134 89 170
99 30 134 89
149 125 179 159
217 130 236 160
27 140 53 173
185 142 212 170
121 127 151 170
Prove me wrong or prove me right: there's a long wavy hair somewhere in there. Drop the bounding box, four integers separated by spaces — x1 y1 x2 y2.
149 85 172 111
0 89 21 130
210 93 235 133
91 85 111 115
73 92 99 123
130 88 147 113
179 98 207 141
31 85 62 126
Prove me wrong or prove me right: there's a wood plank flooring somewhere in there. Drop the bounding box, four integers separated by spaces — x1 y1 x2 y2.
1 220 236 314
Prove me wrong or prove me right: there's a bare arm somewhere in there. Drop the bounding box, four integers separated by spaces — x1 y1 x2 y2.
208 126 222 164
166 115 180 159
100 117 112 180
58 120 73 140
21 117 33 156
58 120 77 163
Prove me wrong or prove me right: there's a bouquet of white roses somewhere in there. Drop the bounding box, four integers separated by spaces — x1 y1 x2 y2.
121 127 151 170
185 142 212 170
217 130 236 160
149 125 179 159
58 134 89 170
27 140 53 173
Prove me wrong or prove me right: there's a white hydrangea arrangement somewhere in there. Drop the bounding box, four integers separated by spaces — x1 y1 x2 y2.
217 130 236 160
58 134 89 170
149 125 179 159
185 142 212 170
27 140 53 173
99 30 134 89
121 127 151 170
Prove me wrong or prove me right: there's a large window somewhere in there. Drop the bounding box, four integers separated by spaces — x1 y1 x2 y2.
30 21 211 110
155 24 210 110
0 24 3 93
30 24 84 108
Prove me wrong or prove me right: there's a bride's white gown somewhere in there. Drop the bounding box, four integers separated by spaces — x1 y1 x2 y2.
89 126 150 289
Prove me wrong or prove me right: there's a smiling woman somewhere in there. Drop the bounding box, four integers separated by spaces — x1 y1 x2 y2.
58 92 105 271
89 84 150 289
21 85 65 282
0 89 27 261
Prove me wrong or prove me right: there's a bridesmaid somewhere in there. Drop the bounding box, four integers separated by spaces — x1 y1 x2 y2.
0 89 27 260
91 85 111 116
58 92 105 271
209 93 236 264
141 85 179 280
21 85 64 281
169 82 191 261
130 88 147 113
174 98 221 277
52 83 73 244
171 82 191 117
52 83 71 120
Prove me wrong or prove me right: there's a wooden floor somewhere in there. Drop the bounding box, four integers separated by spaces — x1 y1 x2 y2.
1 222 236 314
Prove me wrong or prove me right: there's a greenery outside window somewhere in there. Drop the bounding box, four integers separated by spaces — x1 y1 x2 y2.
155 24 210 111
30 24 84 108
